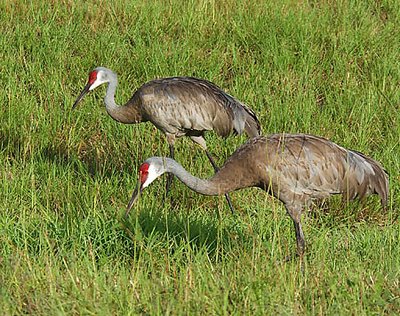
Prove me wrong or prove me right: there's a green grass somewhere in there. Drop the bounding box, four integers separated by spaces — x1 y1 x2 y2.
1 0 399 314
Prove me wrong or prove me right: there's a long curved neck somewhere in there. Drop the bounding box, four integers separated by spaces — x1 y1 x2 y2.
104 78 142 124
164 158 244 196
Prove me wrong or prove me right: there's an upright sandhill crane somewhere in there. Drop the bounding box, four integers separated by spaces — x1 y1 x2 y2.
72 67 261 213
126 133 389 257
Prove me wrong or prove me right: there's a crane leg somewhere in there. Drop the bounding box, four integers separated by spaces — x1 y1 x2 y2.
205 150 235 214
293 219 305 256
165 144 175 197
285 204 306 258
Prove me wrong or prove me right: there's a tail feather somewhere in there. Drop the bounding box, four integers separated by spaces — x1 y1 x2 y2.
230 100 261 138
242 103 262 138
211 83 261 138
346 149 389 209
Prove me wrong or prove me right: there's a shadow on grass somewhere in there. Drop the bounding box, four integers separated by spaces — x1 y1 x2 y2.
39 136 136 180
0 130 26 161
119 206 246 261
0 129 101 177
0 121 137 179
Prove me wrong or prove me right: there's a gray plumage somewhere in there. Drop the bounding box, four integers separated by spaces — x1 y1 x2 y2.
127 133 389 256
72 67 261 212
72 67 260 143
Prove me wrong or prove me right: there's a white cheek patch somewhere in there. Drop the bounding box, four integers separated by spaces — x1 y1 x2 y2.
89 77 106 91
142 164 159 188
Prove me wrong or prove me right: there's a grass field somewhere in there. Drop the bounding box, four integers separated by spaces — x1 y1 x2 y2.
1 0 399 314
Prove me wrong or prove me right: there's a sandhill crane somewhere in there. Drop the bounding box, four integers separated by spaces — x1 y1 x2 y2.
72 67 261 213
126 133 389 257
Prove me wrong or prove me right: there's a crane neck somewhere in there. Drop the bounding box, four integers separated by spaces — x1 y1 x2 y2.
164 158 245 196
104 77 142 124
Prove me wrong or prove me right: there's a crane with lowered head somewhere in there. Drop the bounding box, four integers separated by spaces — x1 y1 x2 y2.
126 133 389 257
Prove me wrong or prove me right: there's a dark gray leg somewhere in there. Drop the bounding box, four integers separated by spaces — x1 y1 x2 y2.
285 204 306 257
292 215 306 272
205 150 235 214
278 203 306 264
165 144 174 196
292 219 305 256
205 150 219 171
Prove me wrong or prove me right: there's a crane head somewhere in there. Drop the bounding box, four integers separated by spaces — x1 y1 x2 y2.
125 158 167 216
72 67 113 109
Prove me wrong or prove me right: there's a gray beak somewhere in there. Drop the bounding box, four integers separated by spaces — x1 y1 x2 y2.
125 181 143 217
72 82 91 109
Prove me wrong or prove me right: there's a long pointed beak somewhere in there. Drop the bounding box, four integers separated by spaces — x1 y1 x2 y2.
72 83 91 110
125 181 143 217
